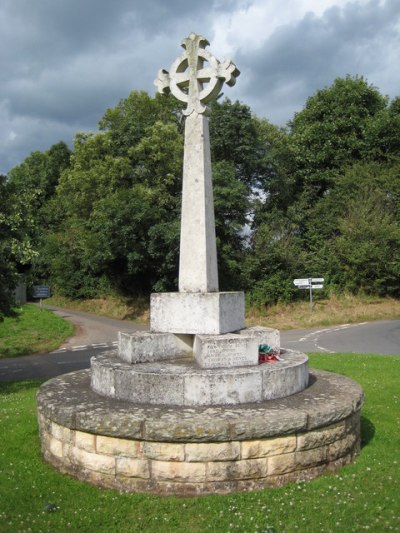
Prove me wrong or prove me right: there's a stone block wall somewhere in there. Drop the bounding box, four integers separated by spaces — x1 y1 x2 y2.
38 410 361 496
37 368 363 495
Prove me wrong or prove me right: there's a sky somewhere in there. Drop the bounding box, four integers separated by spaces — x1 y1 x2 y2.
1 0 399 174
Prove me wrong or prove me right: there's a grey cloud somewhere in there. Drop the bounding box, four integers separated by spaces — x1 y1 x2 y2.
237 0 400 124
1 0 399 174
0 0 241 173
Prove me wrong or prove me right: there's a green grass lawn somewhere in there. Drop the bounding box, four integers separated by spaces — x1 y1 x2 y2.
0 354 399 533
0 304 74 358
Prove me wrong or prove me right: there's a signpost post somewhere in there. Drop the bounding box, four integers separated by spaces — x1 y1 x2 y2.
293 278 324 311
32 286 51 309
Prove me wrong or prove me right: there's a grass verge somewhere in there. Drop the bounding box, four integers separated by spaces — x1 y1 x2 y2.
0 304 74 358
0 354 399 532
247 293 400 330
46 294 150 324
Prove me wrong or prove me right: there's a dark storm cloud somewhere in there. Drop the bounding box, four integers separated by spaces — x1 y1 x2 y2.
237 0 400 124
1 0 242 172
1 0 207 123
1 0 399 173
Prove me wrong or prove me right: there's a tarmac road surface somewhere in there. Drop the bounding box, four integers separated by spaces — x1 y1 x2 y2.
0 305 146 381
0 307 399 381
281 320 400 355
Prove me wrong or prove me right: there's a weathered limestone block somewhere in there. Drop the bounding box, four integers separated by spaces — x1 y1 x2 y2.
295 446 327 468
327 432 359 462
207 458 268 481
90 356 115 397
297 420 347 450
96 435 142 457
150 292 245 335
241 436 297 459
113 367 185 405
70 447 115 475
240 326 280 352
261 354 309 400
116 457 150 478
193 333 259 368
185 442 240 462
49 437 63 458
151 461 206 482
75 430 95 452
118 331 192 364
51 421 73 443
267 452 297 475
143 442 185 461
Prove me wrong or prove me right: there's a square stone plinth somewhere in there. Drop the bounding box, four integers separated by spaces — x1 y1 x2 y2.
119 332 192 364
194 333 259 368
240 326 280 352
150 292 245 335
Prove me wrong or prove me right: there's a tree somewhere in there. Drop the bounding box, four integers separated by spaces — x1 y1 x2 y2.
288 76 387 197
0 176 38 319
244 215 307 306
8 142 71 204
363 97 400 162
334 188 400 295
33 94 256 298
99 91 184 158
210 98 266 189
247 77 399 303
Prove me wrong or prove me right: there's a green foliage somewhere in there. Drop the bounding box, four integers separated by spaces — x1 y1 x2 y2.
330 164 400 295
23 93 257 298
0 177 19 319
5 77 400 305
245 216 306 305
0 176 39 320
210 98 266 187
99 91 184 157
288 76 386 190
8 142 71 202
249 76 400 306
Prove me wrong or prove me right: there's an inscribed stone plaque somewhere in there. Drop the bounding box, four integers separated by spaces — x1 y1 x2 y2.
194 334 259 369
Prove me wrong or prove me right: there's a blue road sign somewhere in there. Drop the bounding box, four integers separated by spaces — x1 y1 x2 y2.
32 286 51 299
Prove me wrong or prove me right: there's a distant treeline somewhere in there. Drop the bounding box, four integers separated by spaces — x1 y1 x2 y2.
1 75 399 319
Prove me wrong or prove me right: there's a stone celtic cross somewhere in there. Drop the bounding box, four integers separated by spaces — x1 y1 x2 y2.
155 34 239 293
155 33 240 116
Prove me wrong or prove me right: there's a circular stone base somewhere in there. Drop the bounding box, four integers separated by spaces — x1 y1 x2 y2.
37 369 364 495
90 349 309 406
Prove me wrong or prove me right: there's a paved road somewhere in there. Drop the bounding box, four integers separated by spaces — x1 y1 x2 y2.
44 305 147 348
0 308 399 381
0 306 146 382
281 320 400 355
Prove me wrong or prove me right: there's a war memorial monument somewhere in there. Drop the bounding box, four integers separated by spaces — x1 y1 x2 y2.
37 34 364 495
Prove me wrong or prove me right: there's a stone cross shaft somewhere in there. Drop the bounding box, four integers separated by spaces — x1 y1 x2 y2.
155 33 239 293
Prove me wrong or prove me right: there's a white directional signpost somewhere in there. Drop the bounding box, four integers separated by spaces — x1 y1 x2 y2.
293 278 324 311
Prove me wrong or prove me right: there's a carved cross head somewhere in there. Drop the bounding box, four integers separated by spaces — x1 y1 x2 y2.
155 33 240 115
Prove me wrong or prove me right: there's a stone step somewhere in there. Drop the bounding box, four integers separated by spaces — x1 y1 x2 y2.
118 326 280 369
90 349 309 406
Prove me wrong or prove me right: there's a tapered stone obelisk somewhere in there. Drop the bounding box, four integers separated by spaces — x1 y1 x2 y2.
180 111 218 292
151 33 244 334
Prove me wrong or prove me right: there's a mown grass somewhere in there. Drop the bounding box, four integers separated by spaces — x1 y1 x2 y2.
0 354 399 532
46 293 400 331
0 304 74 358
